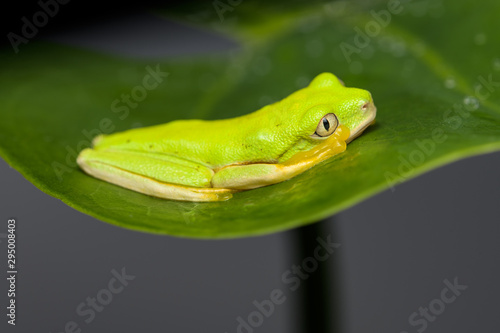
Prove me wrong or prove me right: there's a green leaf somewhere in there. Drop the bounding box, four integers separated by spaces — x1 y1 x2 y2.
1 0 499 238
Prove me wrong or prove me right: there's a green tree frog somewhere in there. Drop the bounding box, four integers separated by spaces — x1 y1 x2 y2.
77 73 376 201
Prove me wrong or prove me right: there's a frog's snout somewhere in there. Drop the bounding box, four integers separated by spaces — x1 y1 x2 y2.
361 101 370 112
361 99 377 123
346 98 377 143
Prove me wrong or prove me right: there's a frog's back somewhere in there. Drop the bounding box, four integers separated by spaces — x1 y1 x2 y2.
92 106 292 168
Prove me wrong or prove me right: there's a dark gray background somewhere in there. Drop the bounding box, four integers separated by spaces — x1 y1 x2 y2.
1 8 500 333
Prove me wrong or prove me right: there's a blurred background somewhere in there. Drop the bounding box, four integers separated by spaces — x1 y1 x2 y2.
1 1 500 332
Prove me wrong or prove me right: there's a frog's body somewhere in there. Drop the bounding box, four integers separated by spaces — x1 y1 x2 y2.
77 73 376 201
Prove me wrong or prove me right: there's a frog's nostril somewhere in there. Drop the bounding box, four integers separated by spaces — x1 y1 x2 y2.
361 102 369 110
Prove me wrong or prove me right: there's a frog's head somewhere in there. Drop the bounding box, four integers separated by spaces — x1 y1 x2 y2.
307 72 377 143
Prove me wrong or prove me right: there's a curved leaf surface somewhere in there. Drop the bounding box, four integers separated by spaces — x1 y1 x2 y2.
0 0 499 238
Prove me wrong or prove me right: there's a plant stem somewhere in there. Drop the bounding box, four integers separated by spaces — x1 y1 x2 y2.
294 217 341 333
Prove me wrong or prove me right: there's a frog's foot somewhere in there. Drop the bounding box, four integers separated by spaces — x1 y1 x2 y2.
212 125 349 189
77 148 235 202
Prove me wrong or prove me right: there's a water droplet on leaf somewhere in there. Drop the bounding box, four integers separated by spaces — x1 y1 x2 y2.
463 96 480 110
474 33 487 45
493 58 500 71
444 77 456 89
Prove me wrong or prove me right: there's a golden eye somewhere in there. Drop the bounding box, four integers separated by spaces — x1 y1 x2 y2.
313 113 338 138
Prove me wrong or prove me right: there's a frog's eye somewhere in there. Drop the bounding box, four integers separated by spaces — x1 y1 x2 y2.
312 113 339 138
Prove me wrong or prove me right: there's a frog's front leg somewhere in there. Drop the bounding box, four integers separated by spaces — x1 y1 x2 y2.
77 149 235 201
212 125 349 190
